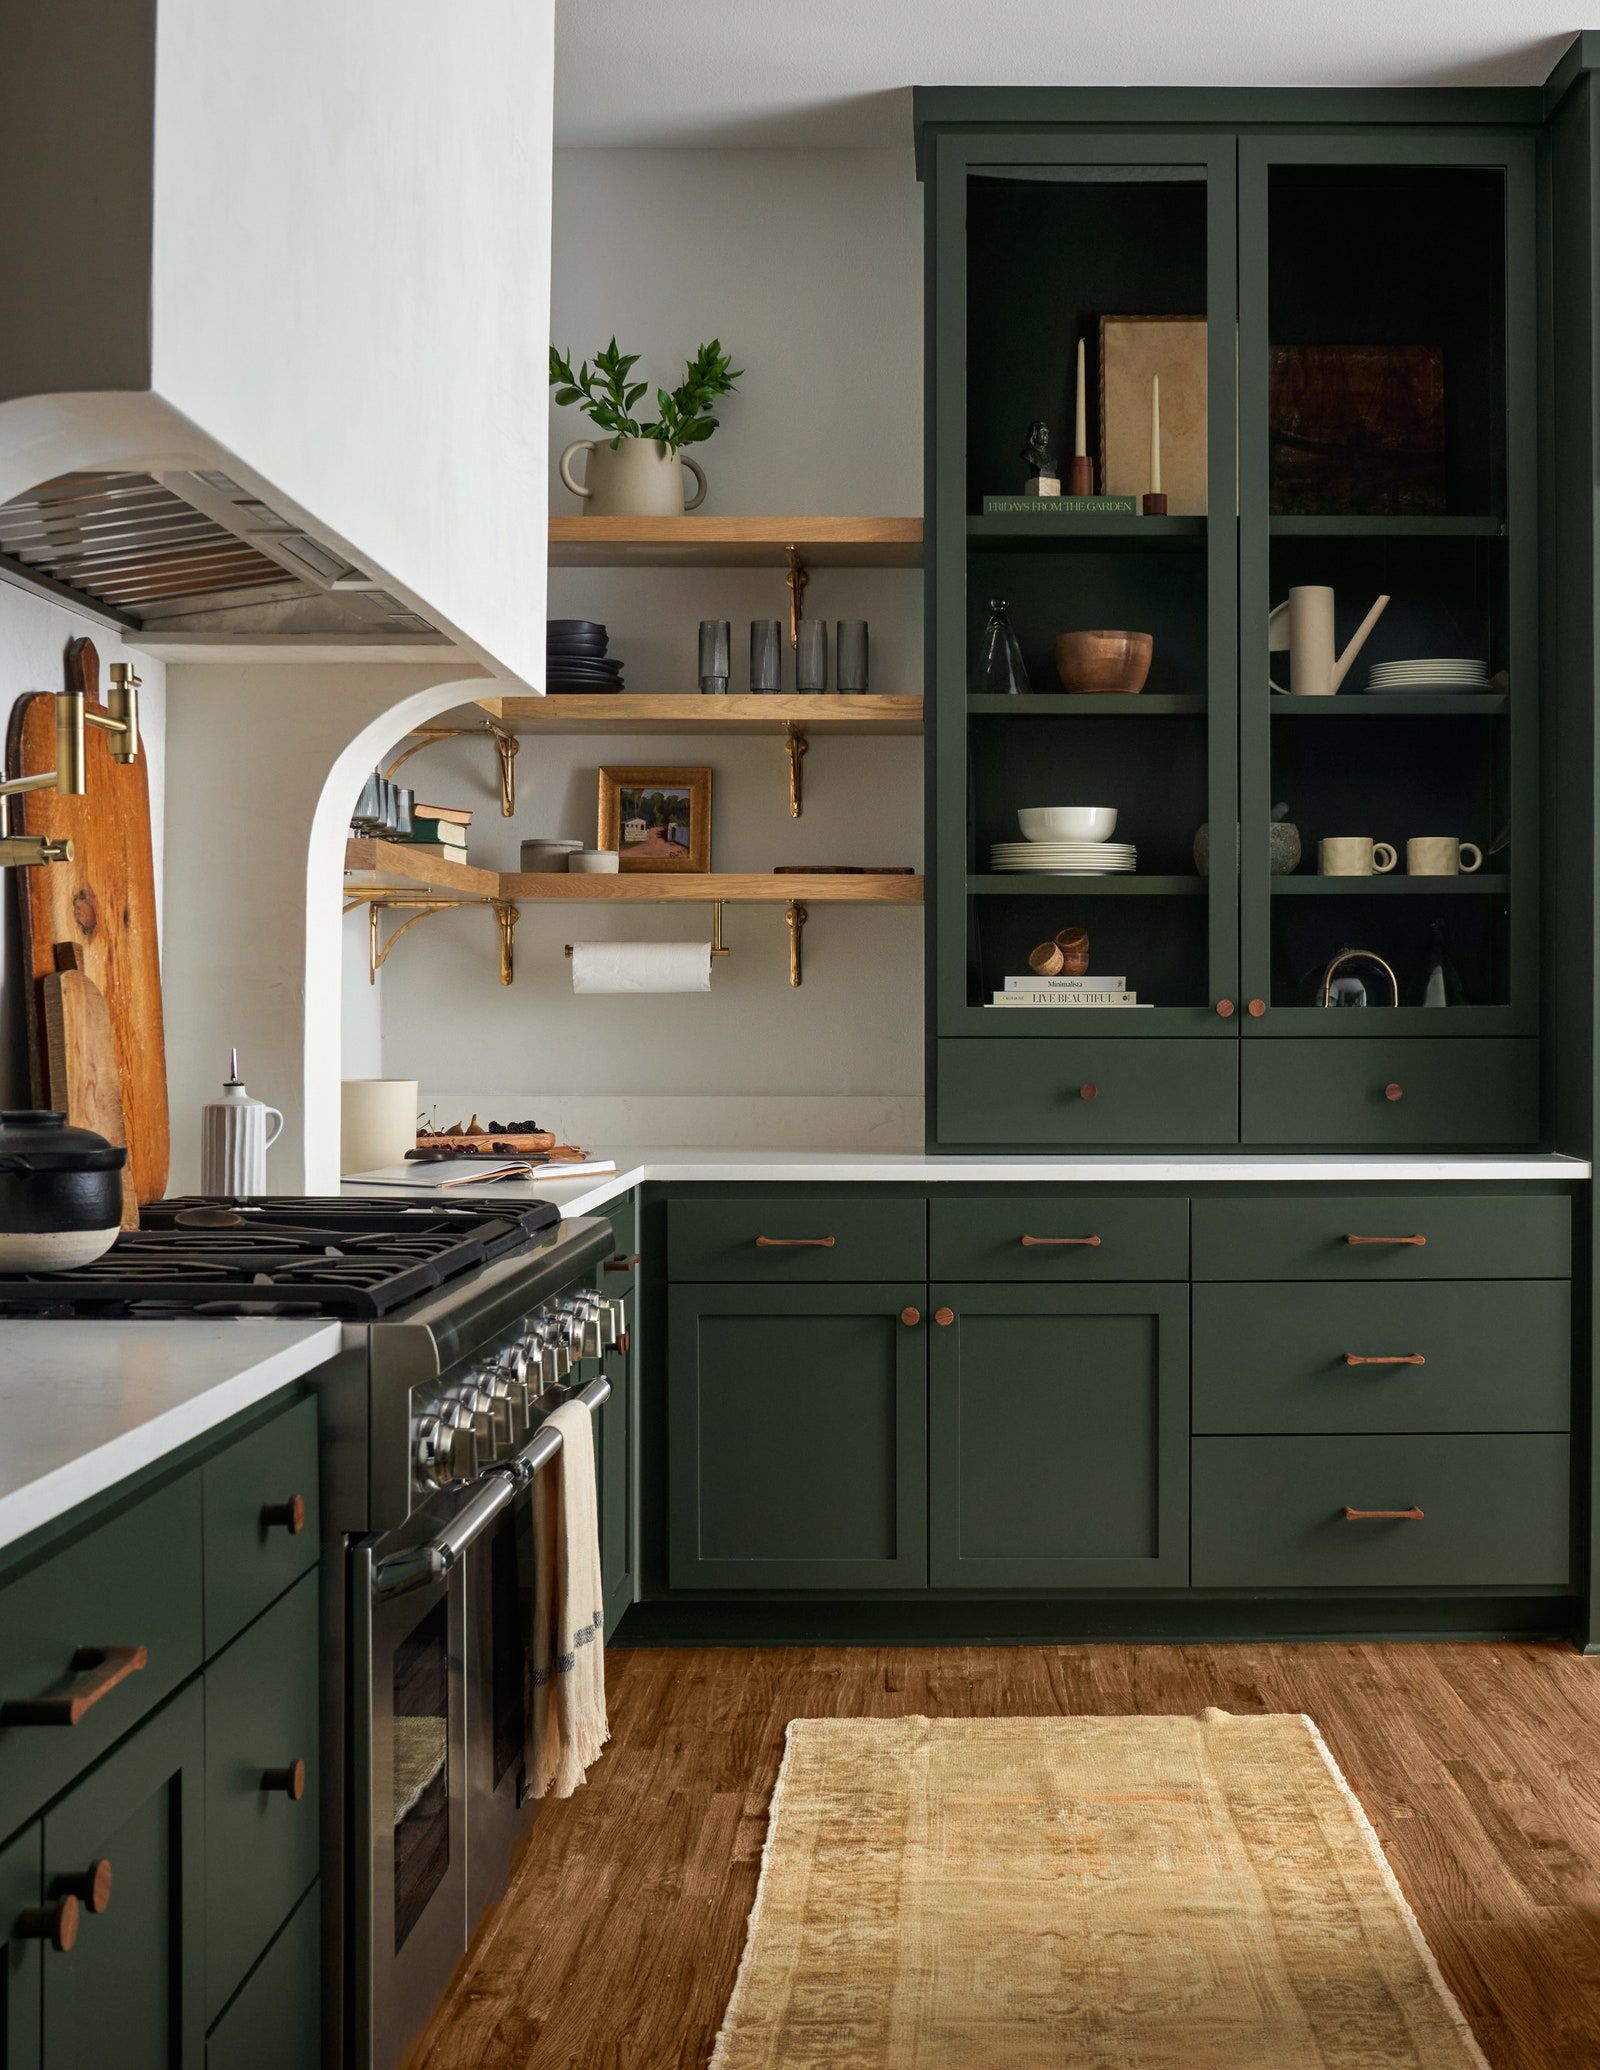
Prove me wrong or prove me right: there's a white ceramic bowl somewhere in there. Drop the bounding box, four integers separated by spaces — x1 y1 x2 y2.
567 848 620 874
1018 806 1118 843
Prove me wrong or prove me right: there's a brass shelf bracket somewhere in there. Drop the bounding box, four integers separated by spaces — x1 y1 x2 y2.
785 900 808 988
384 718 519 817
343 890 519 985
784 728 808 818
784 545 809 649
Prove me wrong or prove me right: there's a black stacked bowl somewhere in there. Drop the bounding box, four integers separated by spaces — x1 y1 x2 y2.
548 619 624 694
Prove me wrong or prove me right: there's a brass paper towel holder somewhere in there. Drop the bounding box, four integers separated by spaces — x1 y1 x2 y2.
565 903 732 964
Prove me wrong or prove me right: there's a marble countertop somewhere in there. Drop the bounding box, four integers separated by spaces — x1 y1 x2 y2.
352 1146 1594 1220
0 1320 342 1557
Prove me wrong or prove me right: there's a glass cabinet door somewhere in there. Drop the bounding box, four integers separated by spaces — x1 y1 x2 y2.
929 131 1238 1036
1237 132 1538 1036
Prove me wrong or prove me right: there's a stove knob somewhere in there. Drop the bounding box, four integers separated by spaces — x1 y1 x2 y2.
418 1401 477 1487
574 1292 618 1351
495 1341 531 1387
531 1315 572 1384
483 1368 529 1450
452 1381 505 1460
559 1300 603 1361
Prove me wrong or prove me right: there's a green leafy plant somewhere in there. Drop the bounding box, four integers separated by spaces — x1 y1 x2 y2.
549 337 742 453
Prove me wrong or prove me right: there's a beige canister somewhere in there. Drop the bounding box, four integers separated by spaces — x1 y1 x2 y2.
341 1078 418 1175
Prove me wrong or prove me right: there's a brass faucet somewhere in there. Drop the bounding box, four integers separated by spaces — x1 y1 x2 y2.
0 662 139 869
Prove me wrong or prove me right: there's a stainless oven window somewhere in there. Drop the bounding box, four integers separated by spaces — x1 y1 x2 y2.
392 1595 452 1951
489 1507 532 1791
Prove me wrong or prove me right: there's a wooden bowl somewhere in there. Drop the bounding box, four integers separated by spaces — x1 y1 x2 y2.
1053 926 1090 976
1054 630 1153 695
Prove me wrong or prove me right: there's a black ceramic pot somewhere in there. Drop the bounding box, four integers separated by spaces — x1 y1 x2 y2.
0 1110 127 1271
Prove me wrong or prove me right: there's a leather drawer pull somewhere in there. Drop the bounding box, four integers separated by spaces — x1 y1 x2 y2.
1343 1352 1426 1367
1342 1505 1424 1521
755 1235 836 1248
1345 1234 1426 1247
604 1253 641 1272
261 1495 306 1535
1 1644 148 1727
1020 1235 1101 1247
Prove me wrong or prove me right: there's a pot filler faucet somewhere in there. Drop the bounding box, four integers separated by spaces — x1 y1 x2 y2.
0 660 140 869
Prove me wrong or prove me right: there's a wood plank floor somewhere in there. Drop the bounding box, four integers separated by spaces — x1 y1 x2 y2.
415 1642 1600 2069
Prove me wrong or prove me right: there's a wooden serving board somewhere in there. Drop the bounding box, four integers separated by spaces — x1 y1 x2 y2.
41 945 139 1230
417 1132 557 1155
8 638 169 1203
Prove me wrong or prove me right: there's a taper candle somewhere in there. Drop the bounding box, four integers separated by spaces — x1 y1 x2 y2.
1150 374 1161 494
1074 339 1086 458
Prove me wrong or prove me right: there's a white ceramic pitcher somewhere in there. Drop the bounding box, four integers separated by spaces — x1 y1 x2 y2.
1268 585 1390 696
559 437 707 517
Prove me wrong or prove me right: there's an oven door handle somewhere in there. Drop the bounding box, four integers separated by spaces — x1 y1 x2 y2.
373 1374 612 1600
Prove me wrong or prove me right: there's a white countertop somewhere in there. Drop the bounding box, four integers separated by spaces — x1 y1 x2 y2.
0 1320 342 1557
368 1146 1593 1220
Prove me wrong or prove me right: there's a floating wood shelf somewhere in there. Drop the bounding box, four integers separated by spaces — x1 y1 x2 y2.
500 870 923 903
547 516 923 567
478 693 923 735
344 839 499 897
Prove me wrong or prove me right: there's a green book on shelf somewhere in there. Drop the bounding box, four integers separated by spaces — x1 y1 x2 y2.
410 816 467 847
981 495 1141 516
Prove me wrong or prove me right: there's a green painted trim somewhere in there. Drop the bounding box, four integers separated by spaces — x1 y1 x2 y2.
1541 32 1600 121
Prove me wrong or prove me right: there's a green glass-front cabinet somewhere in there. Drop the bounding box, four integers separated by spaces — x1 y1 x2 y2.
920 105 1547 1151
929 1285 1189 1587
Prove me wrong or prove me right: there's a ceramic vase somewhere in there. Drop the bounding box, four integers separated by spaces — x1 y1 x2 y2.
558 437 707 516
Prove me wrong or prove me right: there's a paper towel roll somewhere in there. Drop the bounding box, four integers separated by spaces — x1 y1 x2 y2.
570 942 713 993
341 1077 419 1174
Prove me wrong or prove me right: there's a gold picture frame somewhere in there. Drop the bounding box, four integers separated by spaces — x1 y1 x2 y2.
1098 314 1208 515
598 764 712 872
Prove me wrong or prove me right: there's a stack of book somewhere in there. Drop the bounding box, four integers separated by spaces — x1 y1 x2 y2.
986 973 1151 1009
408 802 472 861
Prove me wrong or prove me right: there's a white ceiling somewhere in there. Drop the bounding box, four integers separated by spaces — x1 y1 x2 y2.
553 1 1578 148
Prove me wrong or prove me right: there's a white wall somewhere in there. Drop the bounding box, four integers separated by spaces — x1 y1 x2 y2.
0 587 167 1107
348 149 927 1145
147 0 555 687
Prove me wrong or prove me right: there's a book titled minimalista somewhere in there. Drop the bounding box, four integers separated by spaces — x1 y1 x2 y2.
1002 974 1126 991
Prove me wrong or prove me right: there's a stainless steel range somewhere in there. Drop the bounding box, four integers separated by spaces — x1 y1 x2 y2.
0 1195 627 2069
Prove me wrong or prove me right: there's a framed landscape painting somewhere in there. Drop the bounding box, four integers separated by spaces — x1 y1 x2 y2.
598 764 712 872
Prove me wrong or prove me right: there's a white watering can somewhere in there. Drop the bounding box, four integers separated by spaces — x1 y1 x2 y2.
1268 585 1390 696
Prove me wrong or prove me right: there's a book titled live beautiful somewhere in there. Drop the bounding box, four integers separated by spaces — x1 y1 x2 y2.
988 991 1147 1008
981 495 1140 516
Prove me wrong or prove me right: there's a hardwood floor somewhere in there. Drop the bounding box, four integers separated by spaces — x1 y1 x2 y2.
415 1641 1600 2069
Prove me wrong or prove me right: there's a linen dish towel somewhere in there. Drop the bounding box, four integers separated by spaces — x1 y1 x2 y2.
530 1398 609 1798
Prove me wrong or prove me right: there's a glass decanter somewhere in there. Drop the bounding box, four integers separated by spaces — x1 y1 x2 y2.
974 599 1032 696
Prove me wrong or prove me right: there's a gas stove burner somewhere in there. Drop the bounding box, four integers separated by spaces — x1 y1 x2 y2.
0 1193 564 1320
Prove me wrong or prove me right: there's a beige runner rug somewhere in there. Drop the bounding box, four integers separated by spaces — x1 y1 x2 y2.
711 1711 1487 2069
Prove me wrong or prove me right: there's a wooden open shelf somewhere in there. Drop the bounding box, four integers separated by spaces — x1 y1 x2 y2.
478 693 923 735
547 516 923 568
345 841 921 905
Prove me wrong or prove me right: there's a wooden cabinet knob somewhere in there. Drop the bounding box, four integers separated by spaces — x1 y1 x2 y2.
15 1897 77 1952
603 1253 641 1272
261 1496 306 1535
262 1760 306 1801
1246 998 1267 1018
933 1307 955 1327
53 1860 112 1915
1215 999 1235 1017
899 1306 921 1327
1384 1082 1403 1102
1078 1083 1098 1102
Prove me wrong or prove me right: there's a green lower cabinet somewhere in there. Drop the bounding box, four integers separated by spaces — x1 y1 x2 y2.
205 1885 319 2070
1240 1040 1540 1149
1192 1435 1572 1588
204 1571 320 2022
936 1040 1238 1148
41 1682 205 2070
0 1824 40 2068
669 1283 928 1589
929 1285 1190 1588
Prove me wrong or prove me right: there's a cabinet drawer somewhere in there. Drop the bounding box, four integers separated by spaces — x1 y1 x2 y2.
929 1197 1187 1280
668 1196 925 1281
1192 1193 1570 1280
0 1473 202 1842
1193 1283 1571 1434
206 1883 319 2070
1192 1435 1571 1588
203 1393 319 1652
205 1567 320 2019
937 1040 1237 1148
1241 1039 1538 1148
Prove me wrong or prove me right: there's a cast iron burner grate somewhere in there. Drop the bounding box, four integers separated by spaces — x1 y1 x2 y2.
0 1195 561 1320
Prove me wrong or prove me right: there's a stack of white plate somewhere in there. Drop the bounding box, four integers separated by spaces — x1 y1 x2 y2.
990 841 1138 875
1365 657 1492 693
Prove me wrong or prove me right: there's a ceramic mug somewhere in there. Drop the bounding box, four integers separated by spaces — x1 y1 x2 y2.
1407 837 1483 876
1319 837 1397 877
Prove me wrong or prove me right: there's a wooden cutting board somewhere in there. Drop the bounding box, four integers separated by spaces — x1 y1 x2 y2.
8 637 169 1203
41 944 139 1230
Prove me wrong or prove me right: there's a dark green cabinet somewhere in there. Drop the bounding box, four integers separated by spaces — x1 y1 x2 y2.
0 1824 40 2068
668 1284 928 1589
599 1194 639 1635
204 1887 319 2070
41 1683 204 2070
929 1285 1189 1587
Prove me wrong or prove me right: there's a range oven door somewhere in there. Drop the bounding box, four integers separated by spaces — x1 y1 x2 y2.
466 1495 539 1932
351 1542 467 2070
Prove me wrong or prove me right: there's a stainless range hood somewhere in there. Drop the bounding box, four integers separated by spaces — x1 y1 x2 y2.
0 468 450 659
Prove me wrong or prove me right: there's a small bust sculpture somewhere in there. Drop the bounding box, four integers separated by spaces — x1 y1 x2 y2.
1022 419 1055 477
